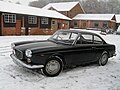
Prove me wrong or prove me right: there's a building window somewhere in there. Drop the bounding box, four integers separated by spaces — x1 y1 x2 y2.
28 16 37 24
41 17 48 24
103 22 108 28
4 14 16 23
74 22 78 27
83 23 86 27
94 22 99 27
52 21 56 25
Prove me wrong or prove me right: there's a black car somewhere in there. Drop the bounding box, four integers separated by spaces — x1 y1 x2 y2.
10 30 116 77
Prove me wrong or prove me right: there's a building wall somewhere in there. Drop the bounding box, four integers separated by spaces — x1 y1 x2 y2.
16 15 22 35
24 18 69 35
72 20 116 31
2 27 16 35
59 11 68 17
108 22 116 31
0 13 1 35
51 19 58 30
57 19 69 30
1 13 70 36
58 3 84 19
1 13 22 35
68 3 84 18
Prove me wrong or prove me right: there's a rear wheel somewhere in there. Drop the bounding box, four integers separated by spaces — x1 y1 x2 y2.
98 51 108 66
41 57 63 77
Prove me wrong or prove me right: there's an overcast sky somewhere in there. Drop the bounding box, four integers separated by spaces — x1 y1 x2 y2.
3 0 35 5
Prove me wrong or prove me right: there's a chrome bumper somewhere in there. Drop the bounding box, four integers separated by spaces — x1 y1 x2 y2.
10 54 44 69
113 53 117 56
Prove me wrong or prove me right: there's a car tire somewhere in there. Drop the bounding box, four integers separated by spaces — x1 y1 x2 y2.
98 51 108 66
41 57 63 77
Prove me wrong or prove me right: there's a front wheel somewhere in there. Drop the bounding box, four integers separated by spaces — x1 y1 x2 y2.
41 57 63 77
98 51 108 66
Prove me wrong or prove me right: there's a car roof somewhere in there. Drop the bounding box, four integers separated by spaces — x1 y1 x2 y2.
58 29 98 35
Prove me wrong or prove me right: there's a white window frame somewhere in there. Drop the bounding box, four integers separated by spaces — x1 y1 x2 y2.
28 16 37 24
41 17 48 24
52 20 56 25
4 13 16 23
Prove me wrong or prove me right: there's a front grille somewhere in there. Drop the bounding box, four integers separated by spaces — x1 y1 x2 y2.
15 49 23 60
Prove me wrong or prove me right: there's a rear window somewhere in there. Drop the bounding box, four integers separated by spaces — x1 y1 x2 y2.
94 35 103 44
82 34 93 41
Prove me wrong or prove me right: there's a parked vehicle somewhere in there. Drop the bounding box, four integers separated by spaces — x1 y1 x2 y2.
116 25 120 35
10 30 116 77
100 28 113 35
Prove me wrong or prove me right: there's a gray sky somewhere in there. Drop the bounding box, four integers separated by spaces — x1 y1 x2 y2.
3 0 35 5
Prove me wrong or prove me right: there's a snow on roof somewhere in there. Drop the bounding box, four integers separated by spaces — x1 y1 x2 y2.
43 2 81 11
0 1 71 20
116 15 120 23
73 14 115 21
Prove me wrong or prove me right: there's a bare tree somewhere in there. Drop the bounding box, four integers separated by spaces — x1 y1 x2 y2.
29 0 48 8
81 0 120 14
107 0 120 14
29 0 80 8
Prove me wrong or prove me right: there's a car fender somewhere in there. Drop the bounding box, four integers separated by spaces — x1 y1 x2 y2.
47 53 66 65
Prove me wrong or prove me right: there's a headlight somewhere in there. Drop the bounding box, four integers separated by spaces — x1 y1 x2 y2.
25 49 32 57
11 43 15 49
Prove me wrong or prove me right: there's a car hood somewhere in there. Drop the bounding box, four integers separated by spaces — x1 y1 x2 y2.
14 40 61 52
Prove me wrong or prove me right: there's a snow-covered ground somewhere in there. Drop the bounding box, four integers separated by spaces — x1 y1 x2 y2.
0 30 120 90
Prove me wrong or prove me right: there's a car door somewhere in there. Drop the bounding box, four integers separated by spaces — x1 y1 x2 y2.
71 34 97 65
92 35 106 60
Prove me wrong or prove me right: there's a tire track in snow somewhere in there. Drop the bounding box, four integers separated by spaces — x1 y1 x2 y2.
0 46 12 56
3 64 45 82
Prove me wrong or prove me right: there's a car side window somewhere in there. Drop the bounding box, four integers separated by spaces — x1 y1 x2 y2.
69 33 78 40
54 32 70 40
76 34 93 44
94 35 103 44
81 34 93 44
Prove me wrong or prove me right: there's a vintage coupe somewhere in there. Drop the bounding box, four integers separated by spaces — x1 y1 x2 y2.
10 30 116 77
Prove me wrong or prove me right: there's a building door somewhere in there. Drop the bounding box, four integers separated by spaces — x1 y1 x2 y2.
16 20 21 35
81 21 87 29
0 14 1 35
24 16 28 35
58 23 62 29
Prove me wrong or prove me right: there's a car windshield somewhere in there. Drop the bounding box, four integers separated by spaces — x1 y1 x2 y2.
48 31 78 45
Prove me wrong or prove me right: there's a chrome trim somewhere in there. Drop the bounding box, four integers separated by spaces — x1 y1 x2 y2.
72 33 80 45
15 49 23 60
17 49 23 59
10 54 44 69
113 53 117 56
11 43 15 49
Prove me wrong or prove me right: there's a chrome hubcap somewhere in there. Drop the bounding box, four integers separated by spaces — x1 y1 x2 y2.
46 60 60 75
101 54 107 64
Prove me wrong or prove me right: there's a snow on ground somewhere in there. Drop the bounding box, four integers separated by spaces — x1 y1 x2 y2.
0 31 120 90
